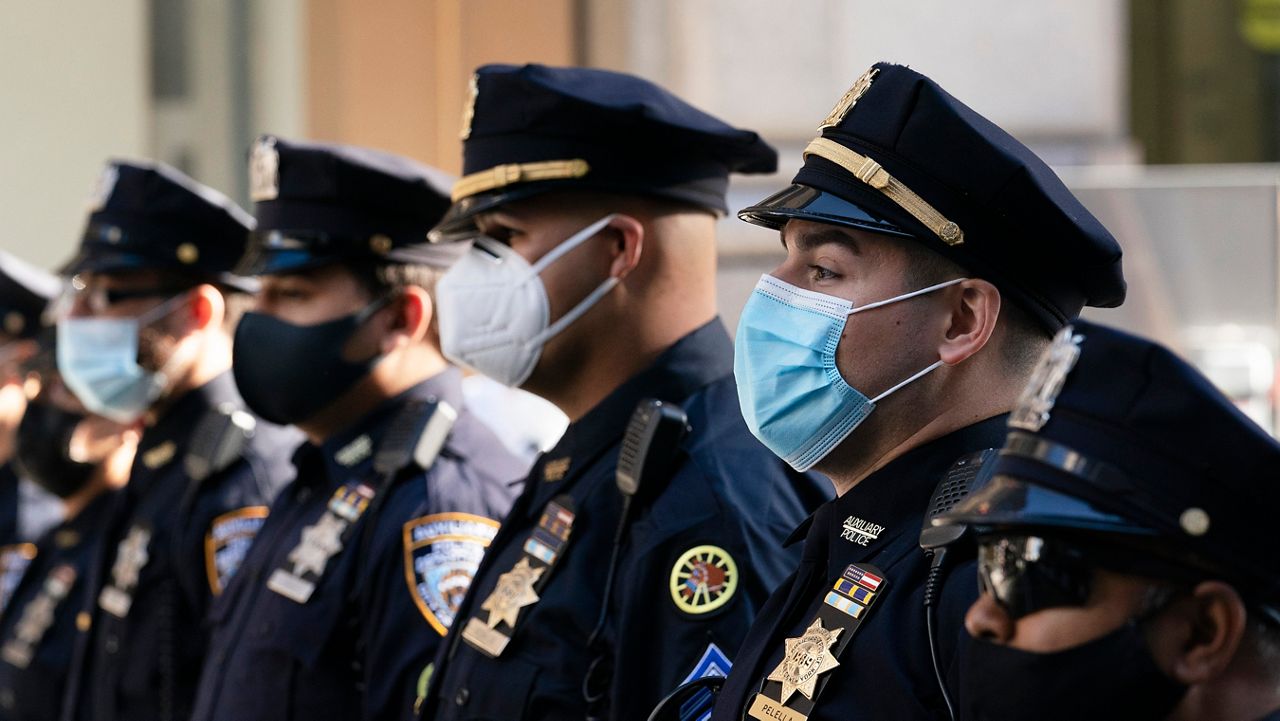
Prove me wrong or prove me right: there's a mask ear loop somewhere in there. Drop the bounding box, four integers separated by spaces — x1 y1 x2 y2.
528 214 618 276
526 214 623 347
848 277 969 404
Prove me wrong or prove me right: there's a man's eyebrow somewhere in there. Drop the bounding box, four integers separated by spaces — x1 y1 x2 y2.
782 225 862 254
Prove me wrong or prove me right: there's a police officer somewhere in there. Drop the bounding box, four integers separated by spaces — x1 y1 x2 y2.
937 320 1280 721
56 160 298 721
703 62 1127 721
0 252 65 611
190 136 525 721
421 63 830 721
0 352 138 721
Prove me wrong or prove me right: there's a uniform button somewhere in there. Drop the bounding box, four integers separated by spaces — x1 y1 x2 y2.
455 687 470 706
105 635 119 654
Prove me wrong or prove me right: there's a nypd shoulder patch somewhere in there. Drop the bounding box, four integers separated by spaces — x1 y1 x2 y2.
205 506 269 595
403 513 500 635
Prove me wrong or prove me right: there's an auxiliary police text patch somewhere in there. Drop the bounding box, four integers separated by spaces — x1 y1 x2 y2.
404 513 500 635
669 545 738 616
205 506 269 594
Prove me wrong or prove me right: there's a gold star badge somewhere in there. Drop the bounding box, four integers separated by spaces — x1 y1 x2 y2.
767 619 842 704
481 558 544 629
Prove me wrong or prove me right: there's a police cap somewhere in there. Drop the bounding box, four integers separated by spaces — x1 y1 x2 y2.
739 63 1126 331
61 160 255 289
239 135 461 276
0 252 59 340
429 63 778 242
939 319 1280 617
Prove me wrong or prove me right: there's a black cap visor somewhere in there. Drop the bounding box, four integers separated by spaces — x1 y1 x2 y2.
935 474 1155 537
60 246 255 292
737 184 915 239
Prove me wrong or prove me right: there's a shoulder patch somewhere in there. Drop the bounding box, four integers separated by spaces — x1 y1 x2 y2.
205 506 269 594
670 545 738 616
403 513 500 635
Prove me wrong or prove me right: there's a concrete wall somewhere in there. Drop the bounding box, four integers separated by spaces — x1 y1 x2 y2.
0 0 149 270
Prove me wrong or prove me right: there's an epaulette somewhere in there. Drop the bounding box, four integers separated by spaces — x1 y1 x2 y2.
185 402 257 483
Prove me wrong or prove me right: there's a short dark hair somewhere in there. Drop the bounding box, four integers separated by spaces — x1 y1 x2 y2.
346 259 445 338
898 240 1049 374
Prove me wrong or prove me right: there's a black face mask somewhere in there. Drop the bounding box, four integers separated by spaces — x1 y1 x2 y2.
959 620 1187 721
232 298 389 426
15 401 95 499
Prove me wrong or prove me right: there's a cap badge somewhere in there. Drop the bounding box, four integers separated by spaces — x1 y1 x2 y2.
176 242 199 265
819 67 879 131
1010 326 1083 432
369 234 393 255
249 137 280 202
460 73 479 141
86 165 119 213
1179 507 1210 537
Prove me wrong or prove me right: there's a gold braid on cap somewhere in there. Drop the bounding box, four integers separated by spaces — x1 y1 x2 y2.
451 159 591 202
803 137 963 246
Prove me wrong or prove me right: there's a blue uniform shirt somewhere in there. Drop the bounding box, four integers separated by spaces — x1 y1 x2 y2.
0 490 114 721
191 368 525 721
423 320 831 721
0 465 33 616
62 372 298 721
709 417 1006 721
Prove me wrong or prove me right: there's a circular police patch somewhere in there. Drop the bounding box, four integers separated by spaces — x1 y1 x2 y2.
669 545 738 616
404 513 500 636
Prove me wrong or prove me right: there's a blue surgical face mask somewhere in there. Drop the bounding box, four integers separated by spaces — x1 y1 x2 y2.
734 274 967 471
57 293 191 424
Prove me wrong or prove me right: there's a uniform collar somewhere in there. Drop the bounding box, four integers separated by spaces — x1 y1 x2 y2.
526 319 734 510
788 415 1009 571
130 371 241 494
297 367 467 487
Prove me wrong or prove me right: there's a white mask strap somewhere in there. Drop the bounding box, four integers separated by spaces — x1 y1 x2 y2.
847 277 968 316
531 276 621 346
530 214 618 275
870 359 945 404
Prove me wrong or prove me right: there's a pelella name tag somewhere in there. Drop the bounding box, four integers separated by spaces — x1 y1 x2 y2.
267 481 374 604
746 564 887 721
461 495 576 657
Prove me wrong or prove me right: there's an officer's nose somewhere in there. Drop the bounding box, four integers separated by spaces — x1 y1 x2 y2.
964 592 1015 644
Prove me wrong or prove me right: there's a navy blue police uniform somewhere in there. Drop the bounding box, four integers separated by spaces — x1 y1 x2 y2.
57 160 299 721
705 63 1128 721
0 490 114 721
0 252 64 614
937 320 1280 720
189 136 526 721
421 64 832 721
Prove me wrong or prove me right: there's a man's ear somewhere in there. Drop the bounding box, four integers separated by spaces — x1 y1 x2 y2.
606 214 644 281
937 278 1000 366
1162 581 1249 685
379 286 431 354
187 285 225 333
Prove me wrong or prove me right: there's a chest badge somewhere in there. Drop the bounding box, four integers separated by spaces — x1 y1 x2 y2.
99 525 151 618
768 619 842 704
669 544 739 616
481 558 543 629
267 481 374 604
2 564 77 669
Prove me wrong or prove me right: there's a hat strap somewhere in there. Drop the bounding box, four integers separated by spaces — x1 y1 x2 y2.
803 137 964 247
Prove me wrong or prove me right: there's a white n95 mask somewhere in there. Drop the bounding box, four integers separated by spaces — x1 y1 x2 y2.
436 214 619 387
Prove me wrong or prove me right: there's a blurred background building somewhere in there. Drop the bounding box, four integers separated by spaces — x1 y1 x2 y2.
3 0 1280 430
